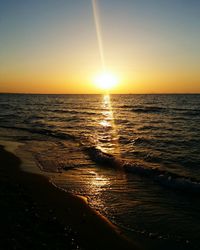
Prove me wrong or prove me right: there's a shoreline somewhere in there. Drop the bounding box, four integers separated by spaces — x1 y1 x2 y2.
0 143 139 250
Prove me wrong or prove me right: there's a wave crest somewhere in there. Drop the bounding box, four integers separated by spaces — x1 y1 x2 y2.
84 146 121 167
124 163 200 193
84 146 200 193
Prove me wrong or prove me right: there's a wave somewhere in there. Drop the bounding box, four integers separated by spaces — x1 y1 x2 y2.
132 137 200 149
118 105 133 109
124 163 200 192
84 146 121 167
85 146 200 193
137 125 158 131
0 125 76 141
183 110 200 117
130 106 200 117
133 137 152 145
131 106 166 114
49 109 97 116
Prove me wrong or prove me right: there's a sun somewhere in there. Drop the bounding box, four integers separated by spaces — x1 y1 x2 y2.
94 72 119 90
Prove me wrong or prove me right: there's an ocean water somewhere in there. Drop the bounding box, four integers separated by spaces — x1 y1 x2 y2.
0 93 200 249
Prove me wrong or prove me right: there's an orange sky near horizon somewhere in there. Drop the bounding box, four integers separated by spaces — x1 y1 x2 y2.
0 0 200 94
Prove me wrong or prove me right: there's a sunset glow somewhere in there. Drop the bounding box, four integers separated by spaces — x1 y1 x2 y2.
0 0 199 94
94 72 119 90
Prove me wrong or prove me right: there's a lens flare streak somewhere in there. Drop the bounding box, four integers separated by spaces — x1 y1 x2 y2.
92 0 105 71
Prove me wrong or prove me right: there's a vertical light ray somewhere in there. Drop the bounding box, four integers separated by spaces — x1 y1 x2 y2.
92 0 106 71
91 2 120 154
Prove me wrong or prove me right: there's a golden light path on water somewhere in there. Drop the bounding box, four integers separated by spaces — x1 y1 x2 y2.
97 94 121 156
85 95 122 208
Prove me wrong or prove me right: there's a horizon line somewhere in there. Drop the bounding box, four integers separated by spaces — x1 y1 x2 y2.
0 92 200 95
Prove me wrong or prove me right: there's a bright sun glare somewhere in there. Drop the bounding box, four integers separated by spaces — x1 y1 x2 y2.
94 72 119 90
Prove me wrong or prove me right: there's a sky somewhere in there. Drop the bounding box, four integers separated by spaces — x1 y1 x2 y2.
0 0 200 94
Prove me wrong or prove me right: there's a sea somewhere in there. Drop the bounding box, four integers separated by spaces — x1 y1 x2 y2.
0 93 200 249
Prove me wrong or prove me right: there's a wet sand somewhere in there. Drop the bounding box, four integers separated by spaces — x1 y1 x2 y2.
0 144 139 250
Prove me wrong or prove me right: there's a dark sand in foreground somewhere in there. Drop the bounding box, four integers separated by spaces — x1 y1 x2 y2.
0 144 139 250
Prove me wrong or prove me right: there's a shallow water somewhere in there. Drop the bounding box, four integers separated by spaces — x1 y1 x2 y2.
0 93 200 249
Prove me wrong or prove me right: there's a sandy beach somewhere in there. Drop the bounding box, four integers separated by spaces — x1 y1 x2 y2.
0 144 139 250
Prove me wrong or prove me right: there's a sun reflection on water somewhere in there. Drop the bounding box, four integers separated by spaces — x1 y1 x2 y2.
82 170 112 212
96 94 120 156
89 170 110 189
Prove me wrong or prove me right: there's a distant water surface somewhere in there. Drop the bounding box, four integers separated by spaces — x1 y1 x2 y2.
0 94 200 249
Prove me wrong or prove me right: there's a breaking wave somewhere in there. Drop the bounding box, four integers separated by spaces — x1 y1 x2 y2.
124 162 200 193
85 146 200 193
84 146 122 167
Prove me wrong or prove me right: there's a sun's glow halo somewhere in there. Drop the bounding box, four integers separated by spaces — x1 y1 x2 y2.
94 72 119 90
